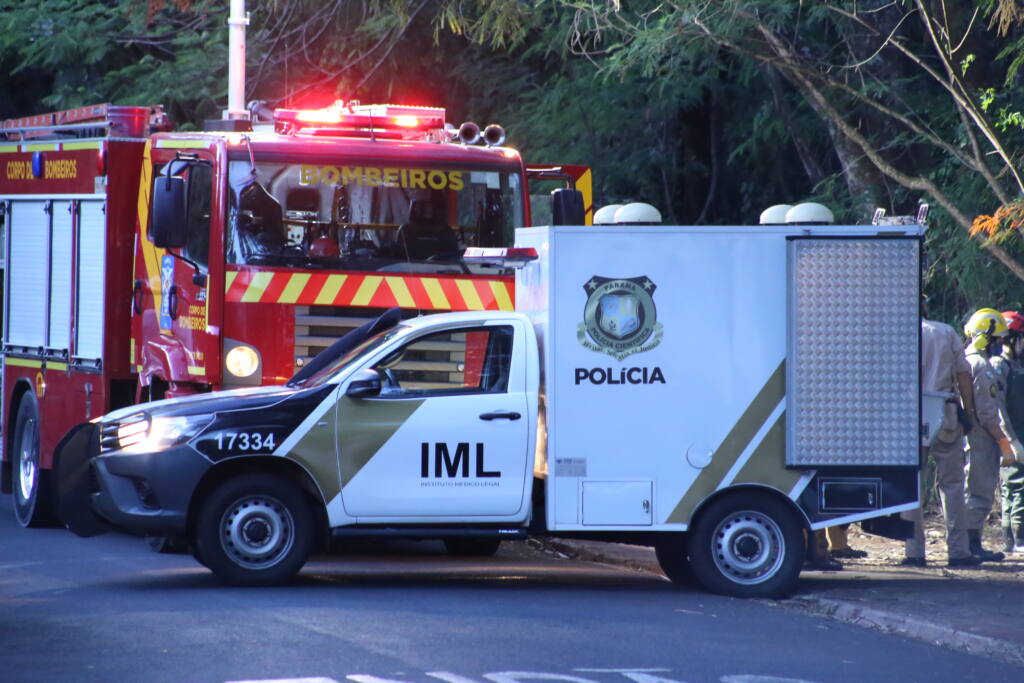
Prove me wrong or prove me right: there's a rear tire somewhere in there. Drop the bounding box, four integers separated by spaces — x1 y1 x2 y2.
11 395 56 528
193 474 315 585
687 492 804 599
443 537 501 557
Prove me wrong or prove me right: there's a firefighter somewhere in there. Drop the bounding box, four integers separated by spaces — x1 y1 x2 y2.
902 317 981 567
997 311 1024 553
962 308 1021 561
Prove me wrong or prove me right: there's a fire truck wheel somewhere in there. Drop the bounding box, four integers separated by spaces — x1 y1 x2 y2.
193 474 315 585
654 536 694 585
686 492 804 599
11 394 56 528
443 538 501 557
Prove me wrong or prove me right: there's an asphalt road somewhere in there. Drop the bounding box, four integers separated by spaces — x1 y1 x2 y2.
1 502 1020 683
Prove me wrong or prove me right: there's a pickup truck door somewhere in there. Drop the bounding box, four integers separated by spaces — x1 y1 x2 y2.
337 319 532 520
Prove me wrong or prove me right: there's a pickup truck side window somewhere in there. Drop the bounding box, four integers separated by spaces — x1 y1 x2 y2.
374 325 513 397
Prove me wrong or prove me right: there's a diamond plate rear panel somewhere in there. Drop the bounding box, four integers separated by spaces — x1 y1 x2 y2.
787 238 920 467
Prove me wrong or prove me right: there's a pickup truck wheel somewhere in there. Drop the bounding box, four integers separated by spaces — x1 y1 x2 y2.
443 538 501 557
193 474 314 585
654 536 694 585
11 395 55 528
687 493 804 599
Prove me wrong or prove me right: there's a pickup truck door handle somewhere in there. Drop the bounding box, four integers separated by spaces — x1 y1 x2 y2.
479 410 521 421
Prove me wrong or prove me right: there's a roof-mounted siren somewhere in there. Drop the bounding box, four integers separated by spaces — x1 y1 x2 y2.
458 122 481 145
482 124 506 146
759 204 793 225
593 204 624 225
614 202 662 225
785 202 834 225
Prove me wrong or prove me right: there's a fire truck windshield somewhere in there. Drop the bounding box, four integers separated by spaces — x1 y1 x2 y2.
226 160 523 272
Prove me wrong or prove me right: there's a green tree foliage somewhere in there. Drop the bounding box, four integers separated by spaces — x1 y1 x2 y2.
3 0 1024 323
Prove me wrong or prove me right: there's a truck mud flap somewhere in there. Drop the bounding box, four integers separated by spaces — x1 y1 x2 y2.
53 423 113 537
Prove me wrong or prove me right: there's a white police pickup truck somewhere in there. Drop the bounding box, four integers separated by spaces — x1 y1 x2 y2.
56 222 925 598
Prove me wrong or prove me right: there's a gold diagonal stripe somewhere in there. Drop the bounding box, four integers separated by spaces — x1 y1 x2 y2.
421 278 450 309
314 274 347 305
240 272 274 303
456 279 484 310
384 276 415 308
279 273 311 304
732 412 802 494
352 275 383 307
667 361 786 524
490 280 514 311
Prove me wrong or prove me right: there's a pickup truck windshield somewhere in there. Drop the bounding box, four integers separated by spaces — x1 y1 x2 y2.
295 326 408 388
226 160 523 272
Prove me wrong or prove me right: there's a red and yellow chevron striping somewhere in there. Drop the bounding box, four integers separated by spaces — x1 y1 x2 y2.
224 269 515 311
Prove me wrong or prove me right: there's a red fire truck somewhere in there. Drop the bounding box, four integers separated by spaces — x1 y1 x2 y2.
0 101 591 528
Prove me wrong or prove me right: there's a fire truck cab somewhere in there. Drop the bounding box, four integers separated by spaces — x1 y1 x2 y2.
0 102 590 528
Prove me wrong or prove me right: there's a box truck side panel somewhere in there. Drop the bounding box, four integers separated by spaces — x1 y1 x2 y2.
536 226 795 531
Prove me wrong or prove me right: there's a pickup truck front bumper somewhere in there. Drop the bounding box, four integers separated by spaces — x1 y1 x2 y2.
54 422 211 538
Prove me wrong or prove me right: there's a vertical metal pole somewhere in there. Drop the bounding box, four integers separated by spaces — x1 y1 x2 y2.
224 0 249 120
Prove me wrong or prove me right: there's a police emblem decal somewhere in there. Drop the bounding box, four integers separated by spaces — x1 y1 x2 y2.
578 276 663 361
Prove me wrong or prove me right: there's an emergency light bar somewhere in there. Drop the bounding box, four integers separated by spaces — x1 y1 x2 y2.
274 102 446 139
462 247 538 268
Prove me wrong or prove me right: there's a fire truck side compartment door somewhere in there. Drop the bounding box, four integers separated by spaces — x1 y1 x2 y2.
48 201 73 353
75 201 106 361
5 201 49 348
336 319 533 521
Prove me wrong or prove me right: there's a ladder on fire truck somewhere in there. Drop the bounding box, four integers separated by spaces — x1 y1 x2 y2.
1 104 168 141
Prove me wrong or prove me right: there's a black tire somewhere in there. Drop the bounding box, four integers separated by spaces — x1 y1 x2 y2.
192 474 315 586
654 536 694 585
11 395 56 528
686 492 805 599
145 535 187 554
443 537 501 557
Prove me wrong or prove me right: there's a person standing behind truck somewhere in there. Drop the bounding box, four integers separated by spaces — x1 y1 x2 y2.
962 308 1022 561
995 311 1024 554
903 318 982 567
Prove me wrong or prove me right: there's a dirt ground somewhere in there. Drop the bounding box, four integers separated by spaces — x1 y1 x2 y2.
835 509 1024 583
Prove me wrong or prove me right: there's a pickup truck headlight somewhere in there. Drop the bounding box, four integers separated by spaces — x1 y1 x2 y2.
116 414 212 454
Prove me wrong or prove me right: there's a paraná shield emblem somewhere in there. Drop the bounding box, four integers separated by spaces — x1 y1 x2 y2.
578 276 663 360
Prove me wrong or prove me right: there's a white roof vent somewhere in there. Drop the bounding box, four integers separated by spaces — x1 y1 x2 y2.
614 202 662 224
593 204 623 225
759 204 793 225
785 202 834 225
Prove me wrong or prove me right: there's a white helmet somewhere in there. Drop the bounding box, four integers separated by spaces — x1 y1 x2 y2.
593 204 623 225
759 204 793 225
614 202 662 224
785 202 834 224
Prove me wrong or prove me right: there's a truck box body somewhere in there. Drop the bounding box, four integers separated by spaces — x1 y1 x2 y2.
516 225 923 533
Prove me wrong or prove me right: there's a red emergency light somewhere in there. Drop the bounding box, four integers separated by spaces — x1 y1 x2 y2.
462 247 539 269
274 102 446 139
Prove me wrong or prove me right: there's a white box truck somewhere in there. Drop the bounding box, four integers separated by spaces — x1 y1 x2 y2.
55 221 923 598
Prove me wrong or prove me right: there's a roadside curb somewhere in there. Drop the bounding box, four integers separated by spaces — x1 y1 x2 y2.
784 595 1024 669
530 537 1024 667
